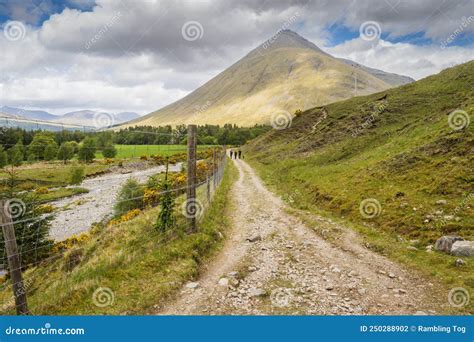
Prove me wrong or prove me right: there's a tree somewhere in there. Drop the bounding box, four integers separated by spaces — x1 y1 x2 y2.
43 143 58 161
57 142 74 164
102 143 117 158
70 165 85 185
0 147 7 168
0 170 54 266
27 132 56 160
155 165 175 232
114 179 144 216
78 137 96 163
7 143 23 166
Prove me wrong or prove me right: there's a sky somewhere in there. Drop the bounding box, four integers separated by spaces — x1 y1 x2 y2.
0 0 473 116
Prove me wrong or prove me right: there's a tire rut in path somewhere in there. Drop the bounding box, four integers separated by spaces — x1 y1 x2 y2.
159 158 446 315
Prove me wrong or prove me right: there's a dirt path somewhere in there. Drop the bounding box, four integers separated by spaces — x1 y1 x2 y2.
160 158 446 315
49 163 182 241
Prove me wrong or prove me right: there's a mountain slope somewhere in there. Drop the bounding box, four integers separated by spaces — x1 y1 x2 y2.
245 61 473 311
123 30 412 128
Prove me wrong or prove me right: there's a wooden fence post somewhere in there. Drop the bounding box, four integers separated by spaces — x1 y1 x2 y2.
186 125 197 233
0 200 30 315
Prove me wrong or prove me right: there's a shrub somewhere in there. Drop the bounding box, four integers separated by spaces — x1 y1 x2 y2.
35 187 49 194
294 109 303 117
114 179 144 216
102 144 117 158
70 166 85 185
155 176 175 232
140 155 148 161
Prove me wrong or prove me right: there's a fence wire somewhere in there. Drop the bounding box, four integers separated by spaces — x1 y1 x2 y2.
0 143 228 315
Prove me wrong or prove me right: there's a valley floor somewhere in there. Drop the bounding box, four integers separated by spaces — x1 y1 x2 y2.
158 158 447 315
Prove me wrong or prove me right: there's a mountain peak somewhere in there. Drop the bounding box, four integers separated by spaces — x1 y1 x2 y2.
250 29 325 57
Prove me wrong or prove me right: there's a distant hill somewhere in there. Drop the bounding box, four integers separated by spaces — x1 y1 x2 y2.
122 30 413 128
0 106 58 121
0 107 140 130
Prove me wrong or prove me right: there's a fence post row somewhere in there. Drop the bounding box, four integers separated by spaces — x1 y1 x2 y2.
0 200 30 315
186 124 197 233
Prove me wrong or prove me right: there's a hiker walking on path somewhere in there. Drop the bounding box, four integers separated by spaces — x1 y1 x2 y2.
230 150 234 159
238 149 242 159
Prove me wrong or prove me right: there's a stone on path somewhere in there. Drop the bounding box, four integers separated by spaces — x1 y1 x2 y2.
185 282 200 289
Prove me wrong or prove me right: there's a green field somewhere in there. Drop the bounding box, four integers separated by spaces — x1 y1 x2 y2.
95 144 215 159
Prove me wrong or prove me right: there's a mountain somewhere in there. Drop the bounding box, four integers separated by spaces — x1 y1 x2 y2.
338 58 414 86
0 107 140 129
123 30 413 128
245 60 473 263
59 110 139 126
0 106 58 121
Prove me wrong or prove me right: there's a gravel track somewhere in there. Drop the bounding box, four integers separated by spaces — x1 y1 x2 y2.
159 158 446 315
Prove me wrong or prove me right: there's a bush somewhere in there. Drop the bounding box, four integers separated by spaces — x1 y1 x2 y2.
35 187 49 194
114 179 144 216
294 109 303 117
155 176 175 232
70 166 85 185
102 144 117 158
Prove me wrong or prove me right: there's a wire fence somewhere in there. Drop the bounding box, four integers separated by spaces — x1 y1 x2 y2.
0 126 229 315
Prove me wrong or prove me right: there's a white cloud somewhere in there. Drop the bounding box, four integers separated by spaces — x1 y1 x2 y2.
0 0 473 116
325 38 474 80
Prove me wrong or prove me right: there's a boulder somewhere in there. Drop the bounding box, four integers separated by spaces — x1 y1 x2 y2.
434 236 464 253
435 199 447 205
451 241 474 257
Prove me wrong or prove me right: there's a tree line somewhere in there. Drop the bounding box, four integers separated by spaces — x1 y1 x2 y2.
0 124 270 167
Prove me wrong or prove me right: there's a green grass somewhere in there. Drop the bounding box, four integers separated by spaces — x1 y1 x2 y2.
0 163 109 190
95 144 215 159
246 61 474 313
36 187 89 203
0 158 237 314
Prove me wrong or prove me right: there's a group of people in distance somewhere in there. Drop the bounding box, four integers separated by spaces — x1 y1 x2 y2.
229 148 242 159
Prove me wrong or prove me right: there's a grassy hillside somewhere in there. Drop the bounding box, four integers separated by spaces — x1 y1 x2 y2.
245 61 474 312
0 159 237 314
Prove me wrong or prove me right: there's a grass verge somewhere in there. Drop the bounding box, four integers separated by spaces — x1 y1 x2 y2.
0 158 237 314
